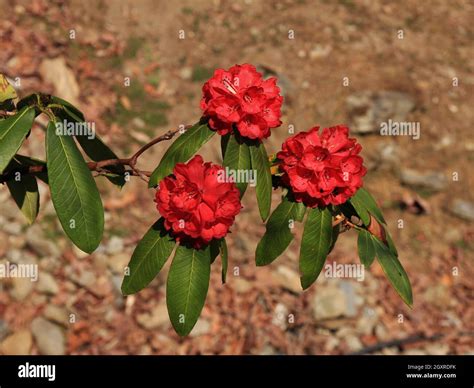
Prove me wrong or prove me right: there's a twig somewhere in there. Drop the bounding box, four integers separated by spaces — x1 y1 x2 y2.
0 126 182 184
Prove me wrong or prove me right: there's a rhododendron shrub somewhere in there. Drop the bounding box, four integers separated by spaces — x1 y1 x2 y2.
0 68 412 337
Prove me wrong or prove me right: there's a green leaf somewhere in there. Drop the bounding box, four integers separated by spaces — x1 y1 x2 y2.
6 172 39 224
357 228 376 268
121 218 176 295
52 100 126 187
149 122 215 187
220 239 228 284
372 237 413 307
223 134 251 196
349 188 386 226
299 207 333 289
0 107 35 173
210 239 221 264
221 133 230 160
46 120 104 253
328 225 340 255
166 244 211 336
384 226 399 257
256 196 301 266
0 74 17 103
249 142 272 221
294 200 306 222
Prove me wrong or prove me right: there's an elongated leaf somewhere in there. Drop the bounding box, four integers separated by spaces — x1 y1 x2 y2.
294 200 306 222
256 196 301 266
357 228 376 267
223 134 252 196
149 122 215 187
249 142 272 221
328 225 340 255
384 226 398 257
0 74 17 103
6 172 39 224
349 188 386 226
210 239 221 264
52 100 126 187
167 244 211 336
46 120 104 253
0 107 35 173
299 207 333 289
121 218 176 295
220 239 228 284
221 133 230 160
373 237 413 306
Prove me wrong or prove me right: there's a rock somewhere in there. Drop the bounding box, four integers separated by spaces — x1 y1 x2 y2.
107 252 130 275
31 317 66 355
273 265 301 293
11 277 35 301
404 349 427 355
400 168 447 192
189 319 211 337
179 67 192 80
43 305 69 327
232 278 252 293
346 335 363 352
424 343 449 355
423 284 452 308
136 303 170 330
374 324 389 341
25 225 61 259
449 199 474 221
39 57 80 106
346 91 415 134
272 303 289 330
0 330 32 355
3 222 21 235
37 272 59 295
312 284 352 320
105 236 124 255
0 320 9 341
258 344 279 355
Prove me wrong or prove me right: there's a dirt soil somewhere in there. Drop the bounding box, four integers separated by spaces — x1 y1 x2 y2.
0 0 472 355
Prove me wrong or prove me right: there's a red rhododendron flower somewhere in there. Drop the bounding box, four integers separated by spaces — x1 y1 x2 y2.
277 125 367 207
200 64 283 140
155 155 241 248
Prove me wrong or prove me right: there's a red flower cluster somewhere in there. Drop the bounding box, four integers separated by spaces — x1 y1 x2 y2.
277 125 367 207
155 155 241 248
200 64 283 140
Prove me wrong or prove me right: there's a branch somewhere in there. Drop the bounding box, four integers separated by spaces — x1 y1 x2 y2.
0 126 182 184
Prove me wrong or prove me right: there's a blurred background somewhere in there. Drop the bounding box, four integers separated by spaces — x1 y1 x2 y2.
0 0 472 355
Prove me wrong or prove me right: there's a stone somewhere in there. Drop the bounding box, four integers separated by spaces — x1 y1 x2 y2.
37 272 59 295
400 168 447 192
346 335 363 352
312 285 350 320
189 319 211 337
273 265 301 293
232 278 252 293
11 277 35 301
424 343 449 355
105 236 124 255
25 225 61 259
31 317 66 355
449 199 474 221
271 303 289 330
3 222 21 235
107 252 130 275
39 57 80 106
179 67 192 80
0 330 32 355
136 303 170 330
0 320 9 341
43 305 69 327
347 91 415 134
